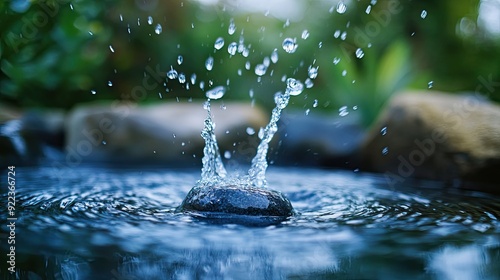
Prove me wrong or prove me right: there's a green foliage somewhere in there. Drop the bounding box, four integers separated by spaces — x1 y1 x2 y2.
1 0 499 127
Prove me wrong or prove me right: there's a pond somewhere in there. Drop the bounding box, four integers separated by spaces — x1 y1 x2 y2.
2 166 499 279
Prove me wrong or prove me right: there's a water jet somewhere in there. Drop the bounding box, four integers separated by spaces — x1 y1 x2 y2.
177 78 304 224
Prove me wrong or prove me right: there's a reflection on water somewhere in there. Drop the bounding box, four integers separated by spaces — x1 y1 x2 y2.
1 167 499 279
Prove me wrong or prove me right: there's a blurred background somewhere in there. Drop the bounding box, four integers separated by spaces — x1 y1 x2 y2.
1 0 500 168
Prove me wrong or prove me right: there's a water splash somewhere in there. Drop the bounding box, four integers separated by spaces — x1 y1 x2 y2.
199 78 304 188
200 100 227 180
247 78 304 187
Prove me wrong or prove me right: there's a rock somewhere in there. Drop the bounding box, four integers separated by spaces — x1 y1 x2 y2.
361 91 500 191
177 181 294 226
0 107 65 167
273 110 365 168
65 101 267 165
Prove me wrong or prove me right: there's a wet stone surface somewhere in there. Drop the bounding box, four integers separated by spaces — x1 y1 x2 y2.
177 182 294 225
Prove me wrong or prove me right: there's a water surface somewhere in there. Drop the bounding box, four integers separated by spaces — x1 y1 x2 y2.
1 166 499 279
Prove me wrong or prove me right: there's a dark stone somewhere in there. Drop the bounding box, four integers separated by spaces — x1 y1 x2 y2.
177 183 294 226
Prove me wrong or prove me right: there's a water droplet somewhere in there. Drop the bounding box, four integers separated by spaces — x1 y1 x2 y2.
88 31 93 36
313 99 318 108
205 56 214 71
271 49 279 63
181 142 186 146
254 64 267 76
206 86 226 100
342 70 347 76
69 3 73 10
245 61 251 70
368 43 372 48
339 105 349 116
200 81 205 90
167 67 178 80
334 30 341 38
355 48 365 59
333 57 341 65
283 19 290 28
308 65 319 79
341 31 347 40
109 45 115 53
305 78 314 88
90 90 96 95
214 37 225 50
137 17 141 26
262 57 270 67
366 5 372 14
305 109 310 115
228 19 236 35
237 69 242 76
224 151 231 159
382 147 389 155
353 105 358 110
336 1 347 14
154 24 162 34
242 48 250 57
301 30 310 39
380 126 387 136
282 38 298 53
178 73 186 83
246 127 255 135
102 140 107 145
177 55 183 65
107 81 113 87
119 14 123 21
190 73 197 85
227 42 237 55
285 78 304 96
371 0 377 4
147 16 153 25
421 10 427 19
428 81 434 88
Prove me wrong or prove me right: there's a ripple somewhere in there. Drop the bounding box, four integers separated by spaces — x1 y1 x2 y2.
1 167 499 279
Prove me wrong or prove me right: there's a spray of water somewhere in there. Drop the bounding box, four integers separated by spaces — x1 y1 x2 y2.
200 78 304 188
200 99 227 181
